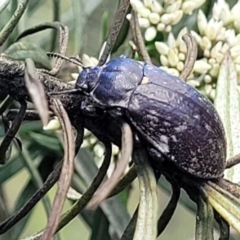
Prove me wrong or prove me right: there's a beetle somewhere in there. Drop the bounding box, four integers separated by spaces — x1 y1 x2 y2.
76 56 226 179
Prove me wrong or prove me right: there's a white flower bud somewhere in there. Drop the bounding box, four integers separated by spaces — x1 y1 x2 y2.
160 55 169 66
210 89 216 100
177 61 184 72
182 0 206 15
82 54 97 67
194 59 211 73
234 18 240 33
166 1 181 13
182 1 196 15
210 41 223 59
149 12 160 24
209 58 216 65
138 7 151 18
190 30 202 44
43 117 61 131
204 74 212 84
165 25 172 32
151 0 163 14
197 10 208 35
160 67 179 76
215 53 224 63
234 56 240 64
176 27 188 46
157 23 165 31
138 17 150 28
205 19 223 40
225 29 238 47
205 84 212 95
94 144 105 159
178 53 185 61
112 145 119 155
204 49 210 58
221 42 229 54
167 32 176 48
130 0 144 11
143 0 152 8
168 49 179 66
171 10 183 25
200 36 212 50
155 42 169 55
235 64 240 74
232 0 240 30
161 13 175 25
71 73 78 81
230 45 240 58
216 27 226 41
144 26 157 41
209 63 220 77
212 2 221 20
165 0 175 4
89 136 97 145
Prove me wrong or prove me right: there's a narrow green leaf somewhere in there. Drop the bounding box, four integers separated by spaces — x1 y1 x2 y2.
28 132 62 152
215 52 240 183
0 155 24 184
90 208 111 240
3 42 51 69
133 148 158 240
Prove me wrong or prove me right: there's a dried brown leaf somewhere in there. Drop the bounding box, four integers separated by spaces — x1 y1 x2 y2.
41 98 75 240
24 58 49 126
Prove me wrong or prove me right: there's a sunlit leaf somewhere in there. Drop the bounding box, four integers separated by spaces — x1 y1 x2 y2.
0 0 10 16
215 52 240 183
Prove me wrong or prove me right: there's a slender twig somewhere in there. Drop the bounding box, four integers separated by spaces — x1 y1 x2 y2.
130 10 151 64
41 98 75 240
0 0 29 46
87 122 133 208
180 33 198 81
98 0 130 66
0 101 26 164
225 153 240 169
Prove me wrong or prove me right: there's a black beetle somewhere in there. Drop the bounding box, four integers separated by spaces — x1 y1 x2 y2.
76 56 226 179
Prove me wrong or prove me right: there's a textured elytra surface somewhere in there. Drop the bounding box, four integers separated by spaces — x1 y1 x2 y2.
78 57 227 179
127 64 226 179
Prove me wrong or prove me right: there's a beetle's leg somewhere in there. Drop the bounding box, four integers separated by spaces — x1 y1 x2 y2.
157 184 180 236
0 101 27 164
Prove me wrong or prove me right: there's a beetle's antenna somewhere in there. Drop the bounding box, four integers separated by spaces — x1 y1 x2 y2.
47 52 85 69
98 0 130 66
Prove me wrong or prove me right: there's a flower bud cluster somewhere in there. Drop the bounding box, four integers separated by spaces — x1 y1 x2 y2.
129 0 206 41
131 0 240 98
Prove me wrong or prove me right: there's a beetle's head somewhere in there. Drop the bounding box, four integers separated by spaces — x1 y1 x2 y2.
76 67 100 93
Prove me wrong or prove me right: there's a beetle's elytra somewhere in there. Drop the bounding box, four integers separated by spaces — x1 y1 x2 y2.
76 56 227 179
